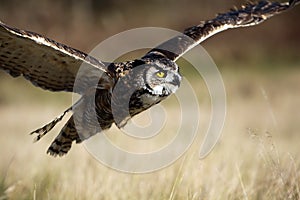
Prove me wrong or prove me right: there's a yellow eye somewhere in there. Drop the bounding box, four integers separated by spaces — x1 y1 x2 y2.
156 71 165 78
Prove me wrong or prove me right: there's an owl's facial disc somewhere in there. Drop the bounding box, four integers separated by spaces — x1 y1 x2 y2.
143 63 181 96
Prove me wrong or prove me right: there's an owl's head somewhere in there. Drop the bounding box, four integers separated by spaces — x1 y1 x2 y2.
139 57 181 96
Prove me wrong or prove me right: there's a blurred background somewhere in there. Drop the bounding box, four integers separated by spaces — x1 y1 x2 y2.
1 0 299 61
0 0 300 199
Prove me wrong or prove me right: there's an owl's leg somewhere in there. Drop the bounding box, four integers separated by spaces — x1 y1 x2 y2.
30 106 72 142
30 97 83 141
47 115 80 157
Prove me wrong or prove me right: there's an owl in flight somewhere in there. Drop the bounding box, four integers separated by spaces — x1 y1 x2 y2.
0 0 299 156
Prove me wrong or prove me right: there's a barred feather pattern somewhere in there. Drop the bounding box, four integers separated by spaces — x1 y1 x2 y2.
0 21 109 94
146 0 300 61
47 116 81 156
30 106 72 141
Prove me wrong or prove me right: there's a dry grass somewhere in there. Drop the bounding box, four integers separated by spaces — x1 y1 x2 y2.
1 1 300 199
0 62 300 199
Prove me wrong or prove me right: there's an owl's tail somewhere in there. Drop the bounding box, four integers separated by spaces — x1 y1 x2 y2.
47 115 81 157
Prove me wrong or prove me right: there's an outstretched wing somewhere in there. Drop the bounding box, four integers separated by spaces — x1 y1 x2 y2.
144 0 299 61
0 21 109 94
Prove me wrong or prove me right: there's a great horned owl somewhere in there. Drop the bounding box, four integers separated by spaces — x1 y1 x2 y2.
0 0 298 156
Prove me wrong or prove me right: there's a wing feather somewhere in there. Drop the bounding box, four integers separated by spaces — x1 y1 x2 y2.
144 0 299 61
0 21 109 94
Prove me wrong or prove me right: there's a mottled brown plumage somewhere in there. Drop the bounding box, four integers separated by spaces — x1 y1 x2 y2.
0 0 298 156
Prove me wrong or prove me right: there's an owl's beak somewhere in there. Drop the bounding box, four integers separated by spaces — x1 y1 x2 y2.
171 75 181 87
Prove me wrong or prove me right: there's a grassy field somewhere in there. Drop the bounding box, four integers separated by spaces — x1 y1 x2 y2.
0 59 300 199
1 0 300 199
